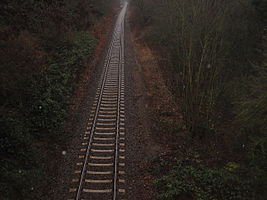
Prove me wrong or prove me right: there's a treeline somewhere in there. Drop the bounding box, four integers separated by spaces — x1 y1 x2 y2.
0 0 109 199
133 0 266 199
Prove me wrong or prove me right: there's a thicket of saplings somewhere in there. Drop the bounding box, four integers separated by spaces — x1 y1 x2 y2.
133 0 267 199
0 0 109 199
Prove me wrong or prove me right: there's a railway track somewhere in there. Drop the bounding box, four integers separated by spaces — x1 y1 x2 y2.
68 2 128 200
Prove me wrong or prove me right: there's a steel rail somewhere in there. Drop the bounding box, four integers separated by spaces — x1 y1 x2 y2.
74 2 128 200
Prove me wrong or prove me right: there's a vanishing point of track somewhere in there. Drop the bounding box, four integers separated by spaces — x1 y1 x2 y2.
68 3 128 200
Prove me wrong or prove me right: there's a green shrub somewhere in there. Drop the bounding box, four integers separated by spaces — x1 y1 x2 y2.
154 161 253 200
29 31 97 136
71 31 97 59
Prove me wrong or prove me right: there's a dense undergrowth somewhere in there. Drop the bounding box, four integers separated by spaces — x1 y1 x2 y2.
153 161 253 200
0 0 109 199
132 0 267 199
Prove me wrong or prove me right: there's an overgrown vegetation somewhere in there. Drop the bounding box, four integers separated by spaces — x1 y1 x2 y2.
154 161 253 200
0 0 109 199
132 0 267 199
